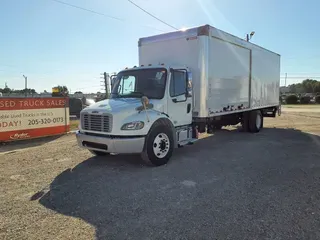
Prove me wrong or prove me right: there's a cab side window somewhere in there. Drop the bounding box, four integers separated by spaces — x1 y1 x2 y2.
170 70 187 97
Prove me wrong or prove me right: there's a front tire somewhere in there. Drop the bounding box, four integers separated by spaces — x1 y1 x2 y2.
141 123 174 166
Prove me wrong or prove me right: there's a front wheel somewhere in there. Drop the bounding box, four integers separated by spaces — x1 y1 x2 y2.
141 124 174 166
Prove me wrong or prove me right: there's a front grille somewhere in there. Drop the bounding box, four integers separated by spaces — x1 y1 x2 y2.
82 113 112 132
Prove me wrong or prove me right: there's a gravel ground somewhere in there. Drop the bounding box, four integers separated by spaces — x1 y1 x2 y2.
0 111 320 240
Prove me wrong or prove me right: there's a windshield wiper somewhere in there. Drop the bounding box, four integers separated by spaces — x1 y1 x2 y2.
127 91 144 97
112 91 145 98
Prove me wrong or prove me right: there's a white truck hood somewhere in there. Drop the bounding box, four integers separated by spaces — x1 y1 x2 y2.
84 98 163 114
80 98 165 135
82 98 166 119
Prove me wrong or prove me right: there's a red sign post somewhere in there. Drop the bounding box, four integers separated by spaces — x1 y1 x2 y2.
0 97 70 141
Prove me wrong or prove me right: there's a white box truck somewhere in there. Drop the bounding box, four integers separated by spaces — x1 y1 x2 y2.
76 24 281 166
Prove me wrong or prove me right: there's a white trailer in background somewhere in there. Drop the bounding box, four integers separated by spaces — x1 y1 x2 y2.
76 24 281 166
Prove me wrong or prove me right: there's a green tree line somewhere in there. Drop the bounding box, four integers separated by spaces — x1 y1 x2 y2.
0 84 37 95
0 84 69 96
288 79 320 94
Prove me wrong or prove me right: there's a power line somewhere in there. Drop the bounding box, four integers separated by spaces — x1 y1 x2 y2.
127 0 179 30
50 0 122 20
49 0 165 32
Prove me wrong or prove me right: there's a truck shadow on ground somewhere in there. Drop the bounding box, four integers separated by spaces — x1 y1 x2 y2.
37 128 320 239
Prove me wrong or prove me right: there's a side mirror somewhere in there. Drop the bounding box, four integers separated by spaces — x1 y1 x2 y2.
110 75 117 90
186 71 192 97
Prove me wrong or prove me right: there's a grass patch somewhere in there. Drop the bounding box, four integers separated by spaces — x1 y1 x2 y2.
70 120 79 131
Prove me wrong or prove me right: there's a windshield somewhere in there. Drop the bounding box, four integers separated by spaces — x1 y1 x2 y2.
111 68 167 99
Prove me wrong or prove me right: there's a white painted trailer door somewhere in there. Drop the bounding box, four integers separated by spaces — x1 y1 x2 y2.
207 37 251 114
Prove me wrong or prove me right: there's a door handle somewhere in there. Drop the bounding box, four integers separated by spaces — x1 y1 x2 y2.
187 103 191 113
172 98 187 103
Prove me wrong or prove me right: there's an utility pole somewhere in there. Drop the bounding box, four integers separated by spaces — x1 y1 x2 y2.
103 72 109 99
23 75 27 97
285 73 287 87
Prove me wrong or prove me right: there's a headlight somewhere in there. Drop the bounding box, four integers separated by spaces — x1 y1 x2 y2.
121 121 144 130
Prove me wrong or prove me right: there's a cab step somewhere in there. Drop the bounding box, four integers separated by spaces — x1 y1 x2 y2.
178 138 198 147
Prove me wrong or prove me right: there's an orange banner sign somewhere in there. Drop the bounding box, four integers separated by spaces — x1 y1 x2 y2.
0 98 70 142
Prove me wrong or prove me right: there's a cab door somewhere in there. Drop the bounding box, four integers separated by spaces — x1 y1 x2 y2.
166 69 192 127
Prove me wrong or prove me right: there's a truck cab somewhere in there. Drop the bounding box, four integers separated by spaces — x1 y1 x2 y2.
76 65 195 166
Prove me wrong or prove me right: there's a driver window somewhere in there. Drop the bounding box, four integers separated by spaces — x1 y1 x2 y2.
170 70 187 97
119 76 136 94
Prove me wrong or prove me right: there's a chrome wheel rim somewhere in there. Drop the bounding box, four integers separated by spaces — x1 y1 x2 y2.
153 133 170 158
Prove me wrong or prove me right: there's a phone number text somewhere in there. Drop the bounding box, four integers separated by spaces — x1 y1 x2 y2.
28 117 65 125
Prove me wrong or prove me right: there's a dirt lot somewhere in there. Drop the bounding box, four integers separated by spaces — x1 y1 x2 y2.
1 108 320 240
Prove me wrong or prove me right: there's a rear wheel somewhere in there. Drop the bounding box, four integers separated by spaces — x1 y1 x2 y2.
141 123 174 166
248 110 263 133
89 150 110 156
241 112 250 132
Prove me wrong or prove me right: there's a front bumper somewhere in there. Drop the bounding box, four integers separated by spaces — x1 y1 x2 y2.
76 131 145 154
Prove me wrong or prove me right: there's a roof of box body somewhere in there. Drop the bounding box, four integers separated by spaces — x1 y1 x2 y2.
138 24 280 56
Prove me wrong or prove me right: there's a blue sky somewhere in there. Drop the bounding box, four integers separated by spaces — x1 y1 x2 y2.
1 0 319 93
